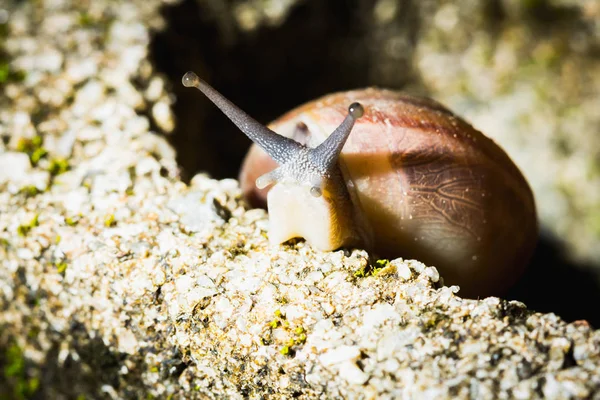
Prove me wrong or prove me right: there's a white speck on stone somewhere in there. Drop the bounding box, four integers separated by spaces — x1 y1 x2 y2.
213 297 234 329
407 260 426 273
152 100 174 133
175 275 194 293
92 171 132 195
305 270 325 285
135 156 160 176
0 152 31 185
152 267 167 287
321 301 335 316
117 81 144 109
57 344 70 366
320 345 361 366
167 191 222 232
392 259 412 281
157 231 178 255
16 248 35 260
338 361 369 385
66 58 99 84
145 77 165 101
54 128 77 157
124 116 150 137
77 126 104 141
424 267 440 283
382 358 401 373
12 111 31 128
361 303 399 330
118 329 139 354
73 80 105 111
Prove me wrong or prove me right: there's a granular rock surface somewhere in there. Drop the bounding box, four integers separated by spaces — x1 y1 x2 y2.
1 0 599 399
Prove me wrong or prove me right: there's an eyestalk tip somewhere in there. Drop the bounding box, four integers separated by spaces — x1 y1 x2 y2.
348 102 364 119
182 71 200 88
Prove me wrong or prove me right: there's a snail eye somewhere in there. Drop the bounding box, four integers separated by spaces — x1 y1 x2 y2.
348 102 364 118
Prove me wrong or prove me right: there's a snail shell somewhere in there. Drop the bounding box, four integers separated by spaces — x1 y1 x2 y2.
239 88 538 297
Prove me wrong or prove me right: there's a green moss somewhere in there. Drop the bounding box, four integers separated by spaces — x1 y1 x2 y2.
16 136 46 166
354 259 389 278
47 158 69 176
20 185 41 198
26 377 39 393
16 136 38 153
0 62 26 84
267 309 307 357
104 214 116 227
78 12 95 26
420 311 451 333
0 62 8 83
55 262 67 274
269 319 280 329
372 259 390 275
422 317 437 332
30 148 47 165
279 345 291 356
27 326 40 340
3 344 24 378
17 214 39 237
295 333 307 344
65 216 79 226
3 342 39 400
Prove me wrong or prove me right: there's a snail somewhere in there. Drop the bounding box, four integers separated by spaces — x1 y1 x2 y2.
182 71 538 297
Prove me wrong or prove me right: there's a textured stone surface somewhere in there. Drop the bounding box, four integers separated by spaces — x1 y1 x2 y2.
1 0 599 399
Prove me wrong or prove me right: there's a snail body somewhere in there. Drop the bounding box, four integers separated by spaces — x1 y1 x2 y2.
183 72 538 297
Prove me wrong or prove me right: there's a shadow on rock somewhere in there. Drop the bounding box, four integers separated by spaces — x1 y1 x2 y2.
507 229 600 328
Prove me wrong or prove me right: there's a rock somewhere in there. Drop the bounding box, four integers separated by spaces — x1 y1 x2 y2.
0 152 31 185
0 0 599 399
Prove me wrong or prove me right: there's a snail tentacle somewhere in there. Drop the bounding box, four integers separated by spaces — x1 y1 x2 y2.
183 72 364 197
256 168 283 189
182 71 302 164
310 102 364 172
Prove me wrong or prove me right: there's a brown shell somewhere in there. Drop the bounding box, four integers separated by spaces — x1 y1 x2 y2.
240 88 538 297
